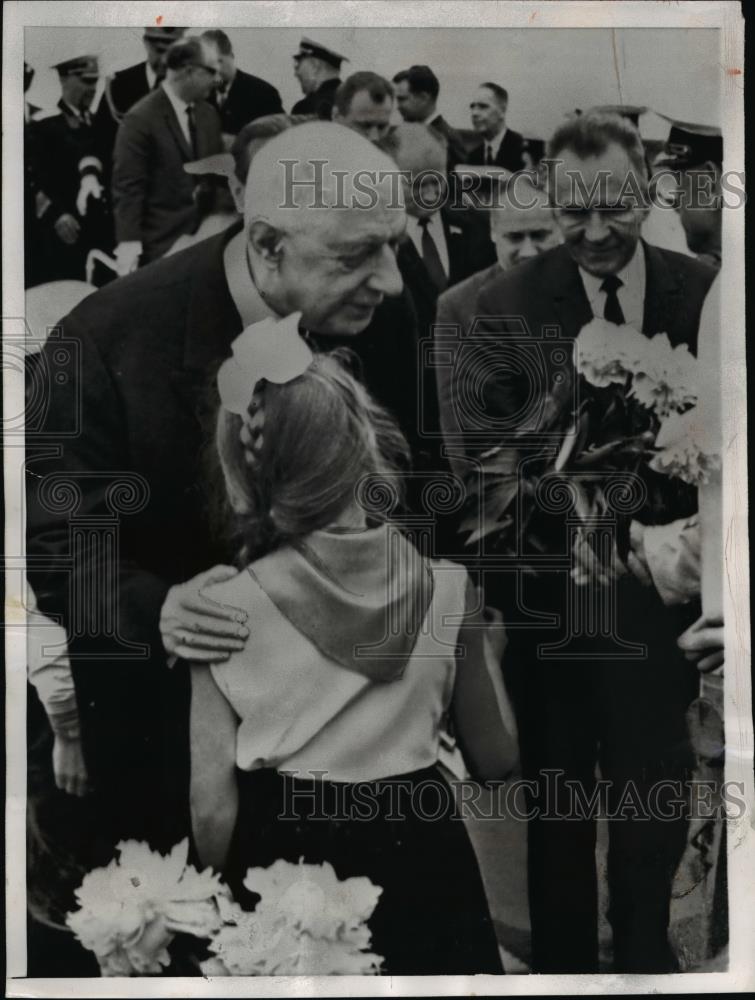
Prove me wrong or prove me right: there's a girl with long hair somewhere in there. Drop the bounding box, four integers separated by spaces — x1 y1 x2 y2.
189 315 517 974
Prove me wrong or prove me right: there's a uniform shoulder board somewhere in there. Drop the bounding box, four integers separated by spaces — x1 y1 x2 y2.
30 107 60 122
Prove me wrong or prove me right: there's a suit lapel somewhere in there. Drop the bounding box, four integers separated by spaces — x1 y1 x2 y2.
547 246 593 339
157 88 193 161
641 240 684 342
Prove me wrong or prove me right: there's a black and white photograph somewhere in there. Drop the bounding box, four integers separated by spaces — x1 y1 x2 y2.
3 1 752 994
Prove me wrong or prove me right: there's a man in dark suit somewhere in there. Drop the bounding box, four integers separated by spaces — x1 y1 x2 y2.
111 36 223 271
291 37 346 119
26 123 407 851
201 29 282 136
435 175 561 472
466 82 525 171
390 125 495 337
445 110 717 973
27 54 112 282
387 124 494 498
392 64 468 170
93 26 187 180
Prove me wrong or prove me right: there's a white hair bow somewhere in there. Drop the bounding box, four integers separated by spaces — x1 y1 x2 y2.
217 312 313 414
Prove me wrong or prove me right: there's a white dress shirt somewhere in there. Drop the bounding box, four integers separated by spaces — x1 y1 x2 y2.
405 212 450 277
145 62 158 91
579 241 646 329
484 126 507 163
161 80 193 148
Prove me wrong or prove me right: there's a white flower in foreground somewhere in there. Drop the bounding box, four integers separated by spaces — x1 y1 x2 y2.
243 858 382 940
630 333 698 417
67 839 226 976
574 318 647 388
649 406 721 485
201 860 384 975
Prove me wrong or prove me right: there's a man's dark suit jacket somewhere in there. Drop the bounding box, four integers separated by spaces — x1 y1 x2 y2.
466 127 525 172
112 87 223 262
213 68 283 135
470 241 716 437
461 240 717 973
396 212 495 489
26 223 421 846
291 77 340 119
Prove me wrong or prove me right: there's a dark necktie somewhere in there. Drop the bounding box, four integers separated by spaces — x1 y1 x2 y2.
418 218 447 292
601 274 625 325
484 142 493 165
185 105 198 157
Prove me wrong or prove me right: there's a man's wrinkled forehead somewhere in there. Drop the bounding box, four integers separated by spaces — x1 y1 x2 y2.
550 142 642 207
286 198 407 248
493 201 554 234
271 158 403 211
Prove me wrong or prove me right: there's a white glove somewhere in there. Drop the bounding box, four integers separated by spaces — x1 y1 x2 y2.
76 173 104 216
115 241 143 276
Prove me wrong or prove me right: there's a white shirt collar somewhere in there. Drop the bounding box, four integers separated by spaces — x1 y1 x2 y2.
485 126 507 159
223 230 279 328
579 240 646 330
405 212 450 276
145 63 158 91
61 99 88 121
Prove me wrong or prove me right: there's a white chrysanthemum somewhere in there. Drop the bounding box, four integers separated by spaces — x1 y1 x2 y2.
574 319 647 388
630 333 699 417
243 859 382 940
67 839 226 976
649 407 721 485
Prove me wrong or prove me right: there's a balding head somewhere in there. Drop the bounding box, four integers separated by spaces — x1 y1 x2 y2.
385 123 447 220
244 122 406 336
490 175 561 269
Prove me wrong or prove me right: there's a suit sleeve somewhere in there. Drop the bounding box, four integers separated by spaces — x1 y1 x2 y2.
434 291 467 477
112 111 151 243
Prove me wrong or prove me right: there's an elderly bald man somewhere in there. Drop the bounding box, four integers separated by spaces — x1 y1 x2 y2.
26 123 407 850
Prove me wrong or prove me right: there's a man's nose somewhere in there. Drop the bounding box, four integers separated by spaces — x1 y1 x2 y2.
368 244 403 297
583 210 612 242
518 235 539 260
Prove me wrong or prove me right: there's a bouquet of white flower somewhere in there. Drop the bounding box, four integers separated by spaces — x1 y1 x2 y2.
66 839 227 976
201 860 383 976
67 846 383 977
460 318 720 580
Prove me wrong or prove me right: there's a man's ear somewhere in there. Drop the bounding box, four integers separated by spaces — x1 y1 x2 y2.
228 175 245 214
248 220 284 267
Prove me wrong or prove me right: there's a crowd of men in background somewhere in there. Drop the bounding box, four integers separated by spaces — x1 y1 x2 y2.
24 25 723 291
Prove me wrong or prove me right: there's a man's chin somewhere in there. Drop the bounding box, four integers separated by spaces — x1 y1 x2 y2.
321 307 378 337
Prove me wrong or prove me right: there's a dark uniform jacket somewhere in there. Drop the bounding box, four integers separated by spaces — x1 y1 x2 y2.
291 77 340 119
26 100 112 282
